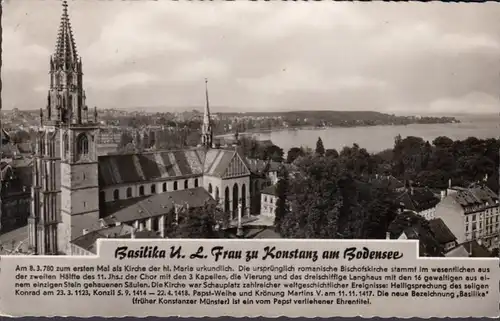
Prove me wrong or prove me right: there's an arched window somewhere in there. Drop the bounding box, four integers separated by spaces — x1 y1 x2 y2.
48 136 56 158
126 187 132 198
162 182 167 192
208 183 213 194
173 181 178 191
39 133 46 156
151 184 156 194
63 132 69 156
113 189 119 201
139 185 144 196
194 178 199 188
215 187 219 201
184 180 189 189
76 134 89 158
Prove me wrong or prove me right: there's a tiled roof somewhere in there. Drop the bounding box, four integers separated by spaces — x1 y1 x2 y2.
428 218 456 244
372 175 405 190
457 240 492 258
98 148 247 187
450 185 498 208
402 225 443 257
102 187 215 225
396 187 439 212
71 224 162 254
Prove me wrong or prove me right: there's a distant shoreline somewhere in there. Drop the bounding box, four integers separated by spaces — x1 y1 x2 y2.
214 122 457 139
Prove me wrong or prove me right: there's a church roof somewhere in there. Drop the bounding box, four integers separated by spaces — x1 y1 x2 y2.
101 187 214 225
98 147 250 187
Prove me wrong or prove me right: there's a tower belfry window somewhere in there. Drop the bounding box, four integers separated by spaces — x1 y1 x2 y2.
76 134 89 158
63 132 69 156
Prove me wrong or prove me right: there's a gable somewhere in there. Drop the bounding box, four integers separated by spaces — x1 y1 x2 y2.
222 153 251 179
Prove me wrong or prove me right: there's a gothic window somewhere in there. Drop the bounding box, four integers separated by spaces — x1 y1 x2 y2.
39 133 46 156
126 187 132 198
162 182 167 192
113 189 119 201
76 134 89 159
215 187 219 201
151 184 156 194
174 181 178 191
139 186 145 196
184 180 189 189
208 183 213 194
63 132 69 156
48 136 56 158
194 179 199 188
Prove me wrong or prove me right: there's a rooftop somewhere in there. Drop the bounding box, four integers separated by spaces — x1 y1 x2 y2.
98 147 251 187
71 224 161 254
428 218 456 244
102 187 215 225
448 184 498 209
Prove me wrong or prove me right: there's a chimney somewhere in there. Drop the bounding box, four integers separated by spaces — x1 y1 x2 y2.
386 232 391 240
448 178 452 189
82 229 89 235
440 190 446 200
131 228 136 239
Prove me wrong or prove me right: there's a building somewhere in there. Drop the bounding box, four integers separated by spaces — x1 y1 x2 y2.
27 1 270 255
445 240 493 258
260 184 278 217
396 224 444 257
428 218 457 252
396 186 440 220
0 161 32 233
434 183 499 249
70 224 161 256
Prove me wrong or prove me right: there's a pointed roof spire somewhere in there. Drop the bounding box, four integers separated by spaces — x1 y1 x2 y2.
54 0 78 68
204 78 211 122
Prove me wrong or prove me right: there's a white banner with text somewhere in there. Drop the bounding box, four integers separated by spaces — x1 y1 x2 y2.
0 240 498 317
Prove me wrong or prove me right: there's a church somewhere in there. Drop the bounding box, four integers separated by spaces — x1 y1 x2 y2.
28 1 269 255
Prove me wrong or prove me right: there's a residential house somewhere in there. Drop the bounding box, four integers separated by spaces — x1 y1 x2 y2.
435 183 499 249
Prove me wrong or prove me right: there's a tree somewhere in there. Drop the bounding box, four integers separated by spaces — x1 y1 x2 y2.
315 137 325 156
287 147 304 163
325 149 339 158
274 165 290 233
171 202 229 239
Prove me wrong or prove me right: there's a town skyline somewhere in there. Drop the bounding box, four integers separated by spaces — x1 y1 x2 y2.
3 1 500 114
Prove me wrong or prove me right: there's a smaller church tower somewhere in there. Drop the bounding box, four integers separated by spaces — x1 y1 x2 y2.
201 79 213 148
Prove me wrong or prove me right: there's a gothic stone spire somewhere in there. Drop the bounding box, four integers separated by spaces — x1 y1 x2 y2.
201 78 213 148
54 0 78 69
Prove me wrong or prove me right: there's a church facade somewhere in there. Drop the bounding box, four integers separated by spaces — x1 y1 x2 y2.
28 1 262 255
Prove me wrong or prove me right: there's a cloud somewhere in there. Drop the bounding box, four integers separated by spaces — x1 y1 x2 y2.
3 27 50 71
83 7 197 67
85 72 160 91
3 1 500 114
427 92 500 114
371 23 500 56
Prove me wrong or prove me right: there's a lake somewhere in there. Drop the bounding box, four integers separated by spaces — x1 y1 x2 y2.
250 115 500 153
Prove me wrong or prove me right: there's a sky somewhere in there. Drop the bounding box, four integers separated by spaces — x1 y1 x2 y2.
3 0 500 115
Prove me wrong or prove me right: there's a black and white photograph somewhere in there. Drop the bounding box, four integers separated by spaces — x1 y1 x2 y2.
1 0 499 259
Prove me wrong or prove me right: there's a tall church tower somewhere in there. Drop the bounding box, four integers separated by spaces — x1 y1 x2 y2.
28 0 100 255
201 79 213 148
